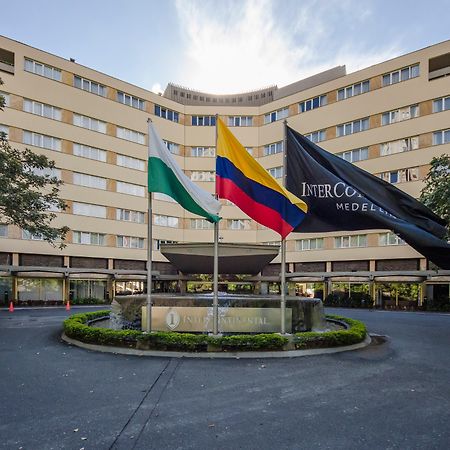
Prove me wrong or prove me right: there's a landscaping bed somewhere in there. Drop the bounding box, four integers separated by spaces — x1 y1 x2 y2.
63 311 367 352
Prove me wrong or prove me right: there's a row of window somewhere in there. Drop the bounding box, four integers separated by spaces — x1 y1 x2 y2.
15 127 450 187
26 57 146 112
378 167 419 184
0 226 406 250
263 64 420 121
154 105 179 123
295 232 405 251
13 123 450 189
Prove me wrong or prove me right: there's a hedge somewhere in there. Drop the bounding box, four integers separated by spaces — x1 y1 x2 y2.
294 314 367 349
63 311 367 352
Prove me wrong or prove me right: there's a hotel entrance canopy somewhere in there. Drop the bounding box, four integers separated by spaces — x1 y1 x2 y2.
159 243 279 275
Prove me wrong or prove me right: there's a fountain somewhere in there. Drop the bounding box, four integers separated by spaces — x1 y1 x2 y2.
109 293 329 333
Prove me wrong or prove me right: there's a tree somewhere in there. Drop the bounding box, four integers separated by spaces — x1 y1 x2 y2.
0 78 69 248
420 154 450 238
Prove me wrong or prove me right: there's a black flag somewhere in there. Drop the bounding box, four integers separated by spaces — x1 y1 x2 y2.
286 126 450 269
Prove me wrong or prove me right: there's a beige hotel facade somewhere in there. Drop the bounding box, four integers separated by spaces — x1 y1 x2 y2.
0 35 449 308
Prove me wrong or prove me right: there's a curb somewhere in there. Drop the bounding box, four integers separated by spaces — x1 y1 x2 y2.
61 332 371 359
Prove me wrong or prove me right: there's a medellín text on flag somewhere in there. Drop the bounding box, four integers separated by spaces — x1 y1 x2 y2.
285 126 450 269
148 122 221 223
216 118 307 239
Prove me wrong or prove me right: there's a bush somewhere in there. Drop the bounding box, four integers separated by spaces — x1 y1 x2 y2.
210 334 288 351
137 332 209 351
63 311 140 347
63 311 366 352
294 315 367 349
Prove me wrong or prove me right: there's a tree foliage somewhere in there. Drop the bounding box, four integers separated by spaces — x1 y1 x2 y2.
420 154 450 237
0 78 69 248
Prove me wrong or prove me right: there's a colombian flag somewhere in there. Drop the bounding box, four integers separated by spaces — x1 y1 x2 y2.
216 119 307 239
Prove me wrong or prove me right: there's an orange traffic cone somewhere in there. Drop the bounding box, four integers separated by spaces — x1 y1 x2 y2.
8 301 14 312
65 300 71 311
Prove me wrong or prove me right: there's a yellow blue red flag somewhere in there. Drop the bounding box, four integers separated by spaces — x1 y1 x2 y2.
216 118 307 239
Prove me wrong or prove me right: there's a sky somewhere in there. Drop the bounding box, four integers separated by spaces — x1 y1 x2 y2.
1 0 449 94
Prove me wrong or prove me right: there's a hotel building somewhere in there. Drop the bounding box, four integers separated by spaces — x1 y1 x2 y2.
0 35 449 308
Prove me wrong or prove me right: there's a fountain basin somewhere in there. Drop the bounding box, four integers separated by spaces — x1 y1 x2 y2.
111 294 327 333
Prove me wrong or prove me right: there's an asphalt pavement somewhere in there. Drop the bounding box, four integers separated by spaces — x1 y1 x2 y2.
0 306 449 450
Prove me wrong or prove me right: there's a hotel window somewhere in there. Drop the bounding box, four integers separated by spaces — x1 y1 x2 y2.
263 141 283 156
22 230 44 241
0 92 9 107
190 171 215 182
116 126 145 144
379 232 406 246
379 167 419 184
191 146 215 157
190 218 214 229
337 80 370 101
305 130 326 143
154 192 176 202
31 167 61 180
228 116 253 127
74 75 106 96
268 166 283 179
72 202 106 218
228 219 251 230
0 224 7 238
73 143 107 162
23 131 61 151
299 95 327 112
336 118 369 137
117 235 144 249
117 154 145 171
163 140 180 155
380 137 419 156
432 129 450 145
24 58 61 81
24 99 61 120
0 124 9 138
154 105 179 123
116 181 145 197
264 107 288 124
154 239 178 250
73 114 106 133
73 231 105 246
433 96 450 113
334 234 367 248
296 238 324 251
73 172 107 190
116 208 145 223
336 147 369 163
382 64 419 86
154 215 179 228
117 91 145 110
191 115 216 126
382 104 419 125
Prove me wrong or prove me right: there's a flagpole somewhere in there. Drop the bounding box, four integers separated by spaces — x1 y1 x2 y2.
213 114 219 335
146 118 153 332
281 119 288 335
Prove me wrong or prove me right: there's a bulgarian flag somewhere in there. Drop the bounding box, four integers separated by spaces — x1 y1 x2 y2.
148 121 221 223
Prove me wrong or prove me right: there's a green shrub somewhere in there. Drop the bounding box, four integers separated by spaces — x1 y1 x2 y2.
63 311 140 347
294 314 367 349
211 334 288 351
63 311 366 352
137 332 209 351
